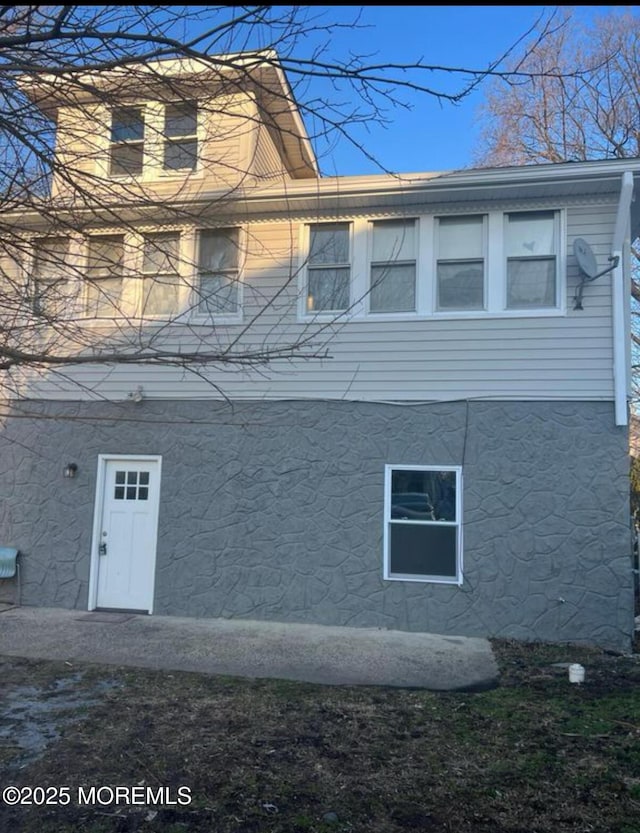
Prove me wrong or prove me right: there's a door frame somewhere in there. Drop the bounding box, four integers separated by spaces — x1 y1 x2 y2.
88 453 162 613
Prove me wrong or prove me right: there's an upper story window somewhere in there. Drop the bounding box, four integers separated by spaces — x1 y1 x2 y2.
196 229 240 315
307 223 350 313
108 101 198 177
436 216 485 311
506 211 557 309
164 101 198 171
86 235 124 317
110 107 145 176
369 219 416 313
141 233 181 316
0 251 20 313
27 230 247 323
33 238 69 316
300 209 563 321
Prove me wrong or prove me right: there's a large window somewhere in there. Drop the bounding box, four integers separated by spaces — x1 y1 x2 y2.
306 223 350 313
164 101 198 171
196 229 239 315
384 465 462 584
506 211 557 309
86 236 124 317
32 238 69 317
141 233 181 316
110 107 144 176
436 216 485 310
369 220 416 313
108 101 198 176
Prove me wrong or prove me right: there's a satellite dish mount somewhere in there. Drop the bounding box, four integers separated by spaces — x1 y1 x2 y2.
573 237 619 310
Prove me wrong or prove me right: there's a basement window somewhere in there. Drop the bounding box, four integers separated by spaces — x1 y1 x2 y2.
384 465 462 584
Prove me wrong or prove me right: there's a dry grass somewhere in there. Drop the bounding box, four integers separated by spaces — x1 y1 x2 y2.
1 640 639 832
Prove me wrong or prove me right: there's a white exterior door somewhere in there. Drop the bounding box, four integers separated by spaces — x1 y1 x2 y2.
92 456 161 612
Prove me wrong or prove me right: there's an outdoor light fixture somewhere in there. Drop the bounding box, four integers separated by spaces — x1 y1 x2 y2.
63 462 78 479
128 385 144 404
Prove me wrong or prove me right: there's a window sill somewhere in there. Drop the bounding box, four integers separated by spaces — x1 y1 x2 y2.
299 310 354 323
108 168 204 183
156 168 202 179
427 308 565 320
79 313 245 326
384 573 462 585
73 314 195 327
298 307 565 324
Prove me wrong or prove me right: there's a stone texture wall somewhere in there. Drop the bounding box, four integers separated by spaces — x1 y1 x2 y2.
0 399 634 650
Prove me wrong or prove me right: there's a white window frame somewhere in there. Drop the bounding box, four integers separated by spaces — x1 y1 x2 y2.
0 247 26 318
162 100 199 173
138 231 183 319
83 233 127 319
191 226 244 324
104 99 204 181
367 218 418 316
383 464 463 585
296 209 565 322
503 209 563 312
80 229 195 323
109 105 145 178
434 209 565 319
299 221 353 320
434 214 487 313
31 237 71 318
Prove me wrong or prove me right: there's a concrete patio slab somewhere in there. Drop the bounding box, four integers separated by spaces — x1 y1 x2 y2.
0 606 499 690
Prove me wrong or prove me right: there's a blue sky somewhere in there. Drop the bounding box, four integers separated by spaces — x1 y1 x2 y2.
287 5 635 176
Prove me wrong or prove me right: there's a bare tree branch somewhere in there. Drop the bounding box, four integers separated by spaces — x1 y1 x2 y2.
0 5 577 400
475 8 640 406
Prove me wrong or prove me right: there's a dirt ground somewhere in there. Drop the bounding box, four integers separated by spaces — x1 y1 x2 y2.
1 639 639 833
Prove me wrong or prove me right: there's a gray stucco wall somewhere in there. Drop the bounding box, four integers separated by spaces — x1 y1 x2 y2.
0 399 634 650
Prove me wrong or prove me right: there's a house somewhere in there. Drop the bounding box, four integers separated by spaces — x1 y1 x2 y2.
0 54 638 651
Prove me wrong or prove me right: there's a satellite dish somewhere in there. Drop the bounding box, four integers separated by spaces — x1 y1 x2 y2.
574 238 599 280
572 237 620 310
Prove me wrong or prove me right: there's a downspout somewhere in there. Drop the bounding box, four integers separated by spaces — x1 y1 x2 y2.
612 171 634 427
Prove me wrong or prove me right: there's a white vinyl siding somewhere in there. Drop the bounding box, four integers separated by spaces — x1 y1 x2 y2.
252 122 290 182
19 202 619 403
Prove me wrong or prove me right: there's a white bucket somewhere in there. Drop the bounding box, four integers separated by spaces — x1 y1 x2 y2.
568 663 585 684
